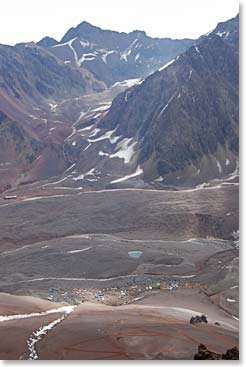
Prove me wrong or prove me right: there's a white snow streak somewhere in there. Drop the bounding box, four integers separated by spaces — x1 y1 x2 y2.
157 94 176 118
216 31 227 37
101 50 117 63
88 128 120 144
83 143 92 152
159 59 175 71
110 166 143 184
195 46 203 58
0 306 74 323
216 159 223 173
26 306 75 360
98 151 110 157
78 53 96 66
73 168 96 181
67 246 91 254
120 39 138 61
111 78 142 89
155 176 164 182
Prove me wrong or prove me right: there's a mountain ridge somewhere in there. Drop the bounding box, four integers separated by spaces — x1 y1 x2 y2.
39 20 194 86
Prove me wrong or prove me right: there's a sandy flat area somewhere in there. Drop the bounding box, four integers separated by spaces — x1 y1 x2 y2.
0 292 66 315
37 301 238 360
0 292 238 360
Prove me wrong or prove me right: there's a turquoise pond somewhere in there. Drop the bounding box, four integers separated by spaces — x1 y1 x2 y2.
128 251 143 259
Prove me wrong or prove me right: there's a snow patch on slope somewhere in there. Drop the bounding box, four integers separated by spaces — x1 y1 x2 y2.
73 168 96 181
120 39 139 61
111 78 142 89
216 159 223 173
109 138 137 163
101 50 117 63
110 166 143 184
88 128 120 144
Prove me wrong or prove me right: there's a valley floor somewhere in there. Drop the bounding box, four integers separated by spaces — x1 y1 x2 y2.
0 290 239 360
0 183 239 360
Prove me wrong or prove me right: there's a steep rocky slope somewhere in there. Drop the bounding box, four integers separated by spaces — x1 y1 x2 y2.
79 15 238 187
0 42 104 122
0 42 105 190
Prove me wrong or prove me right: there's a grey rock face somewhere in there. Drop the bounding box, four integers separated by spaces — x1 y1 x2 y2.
97 15 239 185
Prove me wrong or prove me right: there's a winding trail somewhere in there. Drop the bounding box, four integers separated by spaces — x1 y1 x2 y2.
0 181 238 208
0 233 229 257
3 273 196 287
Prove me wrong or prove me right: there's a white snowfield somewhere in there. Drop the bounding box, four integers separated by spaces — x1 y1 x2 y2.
109 138 137 163
88 128 120 144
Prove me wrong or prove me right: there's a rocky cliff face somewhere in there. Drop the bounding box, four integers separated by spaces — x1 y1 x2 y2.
40 21 194 86
0 42 104 108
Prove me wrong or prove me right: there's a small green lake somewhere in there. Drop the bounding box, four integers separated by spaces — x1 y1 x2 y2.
128 251 143 259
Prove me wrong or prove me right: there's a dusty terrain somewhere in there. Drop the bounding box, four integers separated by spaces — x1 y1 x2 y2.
0 181 239 360
0 290 239 360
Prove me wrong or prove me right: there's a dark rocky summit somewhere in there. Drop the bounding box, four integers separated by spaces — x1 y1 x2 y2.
190 315 208 324
37 36 59 47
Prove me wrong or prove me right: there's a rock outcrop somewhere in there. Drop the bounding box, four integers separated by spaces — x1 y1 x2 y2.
194 344 239 360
